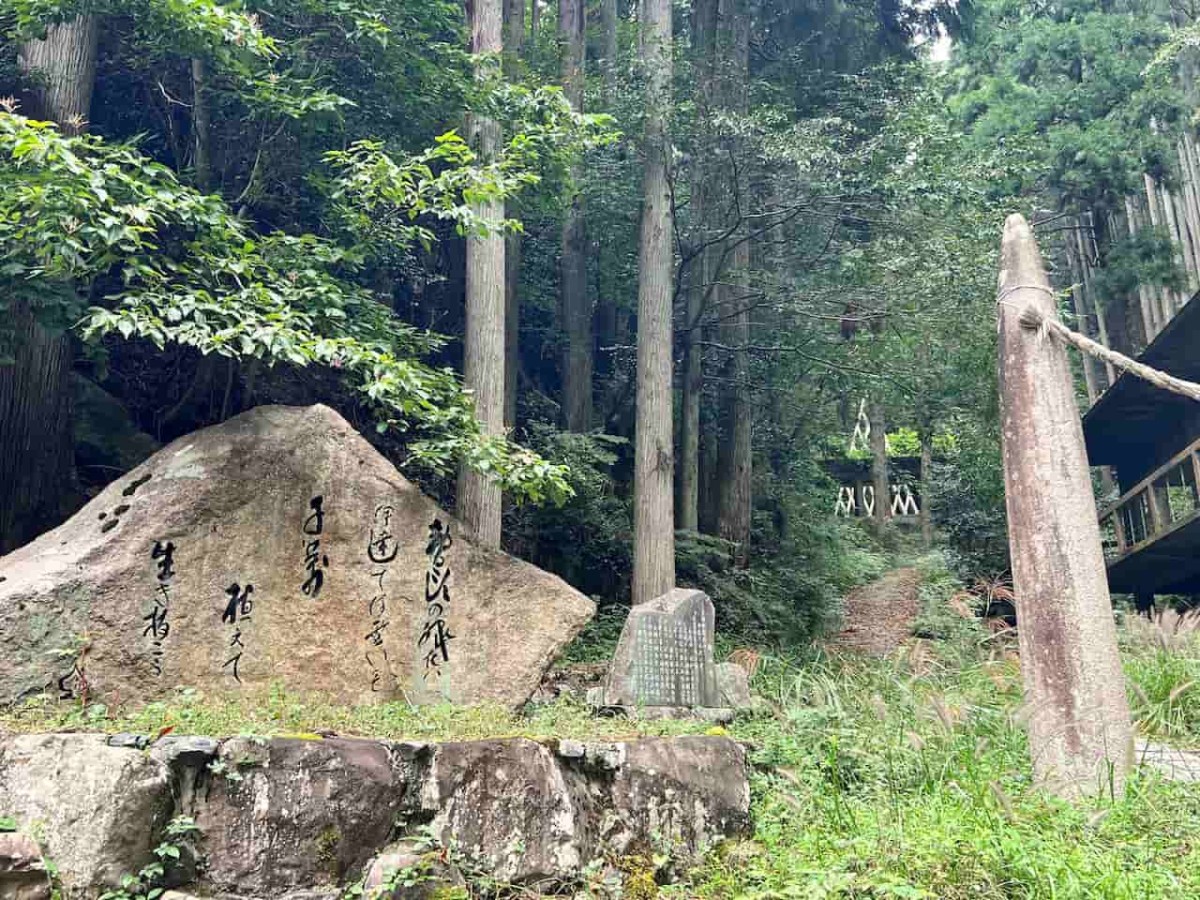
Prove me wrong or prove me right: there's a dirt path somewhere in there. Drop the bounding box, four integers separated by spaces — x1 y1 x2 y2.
829 567 923 656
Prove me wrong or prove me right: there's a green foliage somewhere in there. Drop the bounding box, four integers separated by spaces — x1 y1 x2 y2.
0 110 570 501
2 0 275 58
952 2 1183 208
97 816 199 900
680 641 1200 898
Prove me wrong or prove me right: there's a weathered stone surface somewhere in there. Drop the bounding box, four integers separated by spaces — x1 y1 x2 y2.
362 839 466 899
0 833 51 900
0 404 594 709
598 736 751 868
604 589 718 708
421 739 582 885
0 734 172 896
996 215 1133 797
183 737 424 896
715 662 753 710
422 736 749 886
0 732 749 897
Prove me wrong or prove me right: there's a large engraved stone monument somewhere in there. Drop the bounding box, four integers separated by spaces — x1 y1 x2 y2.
601 588 747 714
0 404 594 710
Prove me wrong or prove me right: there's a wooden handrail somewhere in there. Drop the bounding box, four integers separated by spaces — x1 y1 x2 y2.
1099 434 1200 560
1098 433 1200 520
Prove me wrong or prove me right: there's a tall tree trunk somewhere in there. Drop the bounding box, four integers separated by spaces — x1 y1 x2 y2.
457 0 506 549
677 0 717 532
18 15 99 134
191 57 212 191
2 16 99 553
503 0 525 429
560 0 592 431
713 0 751 563
600 0 618 107
868 397 889 533
530 0 540 59
0 305 75 554
715 236 752 564
632 0 675 605
997 214 1133 799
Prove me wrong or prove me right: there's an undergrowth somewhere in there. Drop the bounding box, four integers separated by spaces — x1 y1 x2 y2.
677 643 1200 899
5 555 1200 898
0 688 709 742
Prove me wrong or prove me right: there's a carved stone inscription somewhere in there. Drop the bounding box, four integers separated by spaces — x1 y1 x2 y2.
630 607 707 706
607 588 719 709
0 404 596 709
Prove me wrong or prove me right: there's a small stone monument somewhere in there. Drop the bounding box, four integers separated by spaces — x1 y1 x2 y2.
597 588 749 717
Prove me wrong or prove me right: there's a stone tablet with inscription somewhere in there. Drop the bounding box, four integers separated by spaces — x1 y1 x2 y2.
604 589 719 709
0 404 594 709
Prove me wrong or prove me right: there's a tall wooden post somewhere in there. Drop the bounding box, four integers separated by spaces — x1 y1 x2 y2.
997 214 1133 799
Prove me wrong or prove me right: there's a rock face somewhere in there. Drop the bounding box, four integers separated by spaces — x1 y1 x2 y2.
0 732 750 898
183 737 426 896
0 404 594 709
0 735 172 897
0 833 52 900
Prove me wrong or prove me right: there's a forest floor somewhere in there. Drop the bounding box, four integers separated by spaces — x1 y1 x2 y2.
830 566 923 655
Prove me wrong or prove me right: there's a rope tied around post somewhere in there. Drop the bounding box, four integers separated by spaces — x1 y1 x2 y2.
996 287 1200 404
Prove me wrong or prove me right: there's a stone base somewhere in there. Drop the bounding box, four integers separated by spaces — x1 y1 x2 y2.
0 733 750 898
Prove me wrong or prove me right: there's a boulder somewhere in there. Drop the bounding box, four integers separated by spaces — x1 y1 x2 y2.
715 662 753 710
0 833 51 900
0 734 172 896
0 732 750 897
184 737 425 896
599 736 751 871
0 404 594 709
420 739 584 885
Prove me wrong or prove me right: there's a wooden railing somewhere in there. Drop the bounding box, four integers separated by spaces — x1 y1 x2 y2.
1099 434 1200 563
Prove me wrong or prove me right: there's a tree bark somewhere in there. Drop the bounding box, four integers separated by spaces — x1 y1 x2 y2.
996 213 1132 799
600 0 618 107
191 57 213 191
0 304 75 554
504 232 521 429
18 15 99 134
457 0 506 549
713 0 751 562
2 16 100 552
677 0 717 533
503 0 525 429
632 0 675 605
559 0 592 432
919 429 933 549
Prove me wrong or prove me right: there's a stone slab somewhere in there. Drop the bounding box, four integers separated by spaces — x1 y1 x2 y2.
604 588 718 708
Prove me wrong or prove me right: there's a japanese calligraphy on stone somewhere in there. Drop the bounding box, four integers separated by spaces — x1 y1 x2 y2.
629 605 708 706
142 539 177 676
419 518 454 679
363 503 396 692
302 495 329 597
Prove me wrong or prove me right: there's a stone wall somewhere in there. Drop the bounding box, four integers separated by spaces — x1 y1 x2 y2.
0 732 750 899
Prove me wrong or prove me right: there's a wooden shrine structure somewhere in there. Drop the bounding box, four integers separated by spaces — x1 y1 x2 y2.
1067 144 1200 600
825 399 923 523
